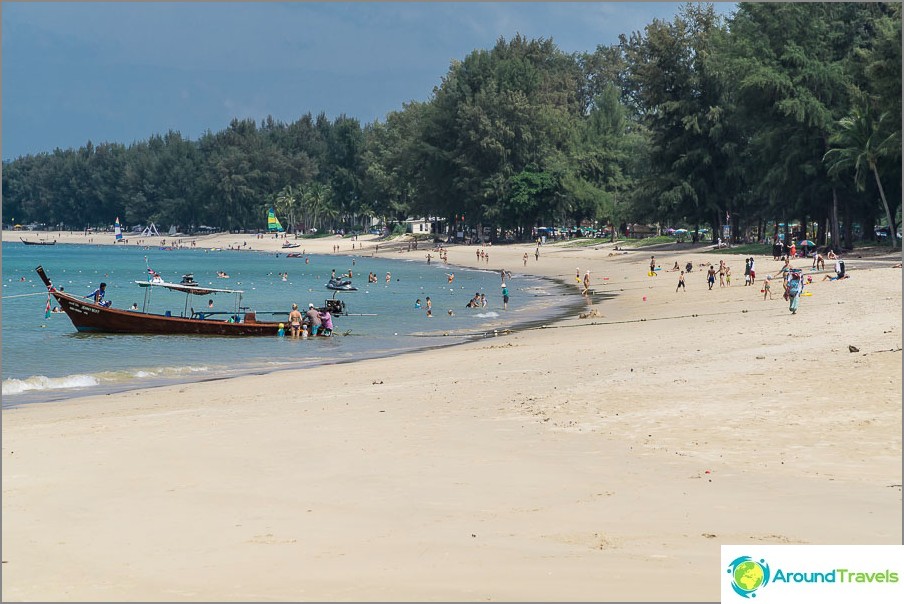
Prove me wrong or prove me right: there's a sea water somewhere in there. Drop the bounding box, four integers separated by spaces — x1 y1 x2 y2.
2 241 573 406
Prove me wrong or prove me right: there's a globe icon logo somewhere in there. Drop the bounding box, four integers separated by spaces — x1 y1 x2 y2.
727 556 771 598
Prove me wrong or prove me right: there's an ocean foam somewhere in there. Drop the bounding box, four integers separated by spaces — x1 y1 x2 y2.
2 374 100 395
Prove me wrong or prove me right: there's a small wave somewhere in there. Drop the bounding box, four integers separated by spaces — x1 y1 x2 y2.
2 374 100 395
474 311 500 318
3 365 212 396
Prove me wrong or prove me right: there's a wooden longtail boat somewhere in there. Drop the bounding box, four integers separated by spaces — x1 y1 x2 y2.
21 238 56 245
36 265 290 336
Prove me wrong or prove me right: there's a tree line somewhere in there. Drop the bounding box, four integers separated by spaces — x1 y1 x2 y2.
3 3 900 248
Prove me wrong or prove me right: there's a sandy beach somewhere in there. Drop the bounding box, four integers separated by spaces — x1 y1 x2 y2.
3 229 902 601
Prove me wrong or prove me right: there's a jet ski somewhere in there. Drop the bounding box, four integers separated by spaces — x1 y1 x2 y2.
326 278 358 291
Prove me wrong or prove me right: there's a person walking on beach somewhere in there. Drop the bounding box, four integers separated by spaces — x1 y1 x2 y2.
763 276 773 300
787 271 803 314
743 258 751 285
676 271 686 292
523 252 529 266
706 265 716 290
725 265 732 286
718 262 726 287
748 258 756 285
649 256 657 276
502 283 509 310
582 270 591 296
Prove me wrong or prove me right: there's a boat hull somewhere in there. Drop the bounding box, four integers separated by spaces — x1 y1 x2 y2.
52 291 282 336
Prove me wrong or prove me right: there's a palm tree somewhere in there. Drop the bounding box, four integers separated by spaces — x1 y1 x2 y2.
275 185 299 233
824 96 901 249
300 182 334 232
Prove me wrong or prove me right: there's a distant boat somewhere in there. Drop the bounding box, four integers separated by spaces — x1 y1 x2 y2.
282 241 300 248
114 217 123 243
37 265 345 336
20 238 56 246
267 208 284 233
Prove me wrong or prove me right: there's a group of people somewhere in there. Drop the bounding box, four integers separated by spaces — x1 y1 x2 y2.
285 302 333 338
466 292 488 308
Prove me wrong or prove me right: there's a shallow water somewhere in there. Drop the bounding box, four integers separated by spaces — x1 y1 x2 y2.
2 241 572 405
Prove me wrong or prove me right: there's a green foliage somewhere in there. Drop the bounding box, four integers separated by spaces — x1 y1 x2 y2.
2 5 899 247
619 235 678 248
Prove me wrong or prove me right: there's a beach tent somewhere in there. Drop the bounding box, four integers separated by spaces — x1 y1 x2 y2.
141 223 161 237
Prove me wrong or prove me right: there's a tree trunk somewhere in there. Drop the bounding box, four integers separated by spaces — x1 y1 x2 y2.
871 162 898 249
831 188 840 250
843 202 853 249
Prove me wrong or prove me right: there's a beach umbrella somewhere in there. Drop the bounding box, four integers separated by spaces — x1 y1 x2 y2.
798 239 816 247
674 228 688 233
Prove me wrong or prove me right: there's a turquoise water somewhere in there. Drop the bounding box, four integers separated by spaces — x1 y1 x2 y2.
2 241 571 405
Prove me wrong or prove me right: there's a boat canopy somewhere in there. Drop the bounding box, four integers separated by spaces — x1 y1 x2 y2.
134 281 245 295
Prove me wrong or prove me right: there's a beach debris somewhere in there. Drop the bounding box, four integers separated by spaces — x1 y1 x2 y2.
848 345 860 353
702 533 717 539
642 296 647 301
579 309 601 319
372 380 383 385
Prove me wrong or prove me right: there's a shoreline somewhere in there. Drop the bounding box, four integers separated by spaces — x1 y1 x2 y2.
3 269 585 408
3 229 901 600
3 233 588 406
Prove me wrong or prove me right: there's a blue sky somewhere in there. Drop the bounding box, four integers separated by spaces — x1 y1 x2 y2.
2 2 736 160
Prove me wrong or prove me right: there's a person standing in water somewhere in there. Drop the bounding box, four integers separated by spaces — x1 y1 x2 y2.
288 303 303 338
306 303 322 335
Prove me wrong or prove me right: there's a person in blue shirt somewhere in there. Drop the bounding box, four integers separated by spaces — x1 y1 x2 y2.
787 271 804 314
87 282 111 307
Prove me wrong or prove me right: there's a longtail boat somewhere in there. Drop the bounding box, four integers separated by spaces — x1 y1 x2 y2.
20 238 56 245
36 265 297 336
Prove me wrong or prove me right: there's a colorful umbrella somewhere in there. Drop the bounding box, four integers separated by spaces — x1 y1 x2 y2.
798 239 816 247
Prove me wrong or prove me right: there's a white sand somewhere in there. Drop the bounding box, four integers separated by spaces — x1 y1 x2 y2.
3 230 901 601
